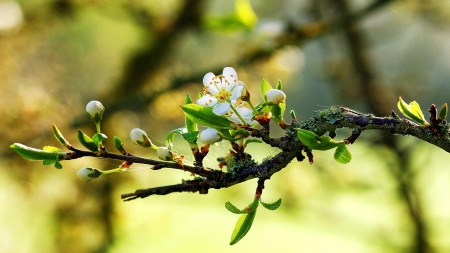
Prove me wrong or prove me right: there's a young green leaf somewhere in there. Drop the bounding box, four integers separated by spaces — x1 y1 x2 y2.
439 103 448 120
184 94 198 132
230 199 259 245
275 80 282 90
52 123 70 147
77 130 99 152
260 78 273 99
397 97 429 126
10 143 67 162
225 201 248 214
244 138 263 146
333 144 352 164
295 129 341 150
255 100 270 113
92 133 107 146
181 104 232 129
113 136 125 153
260 198 282 211
166 127 187 151
271 101 285 125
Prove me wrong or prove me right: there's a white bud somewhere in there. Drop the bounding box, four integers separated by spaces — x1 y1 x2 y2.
86 101 105 121
77 167 102 182
130 128 152 147
157 147 173 161
265 89 286 106
237 81 249 100
199 128 222 145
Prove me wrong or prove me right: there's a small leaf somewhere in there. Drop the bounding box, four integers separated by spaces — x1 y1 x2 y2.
10 143 66 162
235 0 258 28
52 123 70 147
113 136 125 153
54 161 63 169
92 133 107 146
275 80 282 90
334 144 352 164
43 146 63 153
181 131 199 144
397 97 429 126
271 102 286 125
244 138 263 146
181 104 232 129
230 199 259 245
439 103 448 120
260 78 273 99
295 129 341 150
166 127 187 151
255 100 270 113
260 198 282 211
77 130 99 152
225 201 248 214
185 94 198 132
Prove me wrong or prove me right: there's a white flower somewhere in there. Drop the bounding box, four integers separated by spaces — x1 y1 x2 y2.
197 67 244 116
265 89 286 106
199 128 222 144
77 167 102 182
86 100 105 121
226 106 257 125
157 147 173 161
130 128 152 147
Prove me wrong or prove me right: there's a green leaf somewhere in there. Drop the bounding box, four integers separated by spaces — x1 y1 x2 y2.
113 136 125 153
397 97 429 126
235 0 258 28
181 104 232 129
260 78 272 99
333 144 352 164
230 199 259 245
439 103 448 120
275 80 282 90
255 100 270 113
225 201 248 214
166 127 187 150
10 143 66 162
54 161 63 169
52 123 70 147
181 131 199 143
244 138 263 146
77 130 99 152
271 102 286 125
184 94 198 132
295 129 341 150
260 198 282 211
43 146 63 153
92 133 107 146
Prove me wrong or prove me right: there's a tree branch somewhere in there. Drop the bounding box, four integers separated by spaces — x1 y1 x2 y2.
118 106 450 200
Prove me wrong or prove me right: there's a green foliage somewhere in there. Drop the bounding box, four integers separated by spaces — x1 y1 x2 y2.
113 136 125 153
260 198 282 211
52 123 70 147
184 94 198 133
10 143 66 169
260 78 273 99
229 199 259 245
333 144 352 164
181 104 232 129
225 201 248 214
77 130 99 152
439 103 448 120
397 97 429 126
295 129 341 151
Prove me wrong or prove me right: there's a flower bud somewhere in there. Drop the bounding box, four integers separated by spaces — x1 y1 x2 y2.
200 128 222 145
157 147 173 161
86 101 105 123
237 81 250 101
130 128 153 147
77 167 102 182
265 89 286 106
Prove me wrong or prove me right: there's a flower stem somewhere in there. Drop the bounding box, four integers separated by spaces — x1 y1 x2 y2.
100 167 122 175
95 122 101 134
230 104 247 125
247 100 259 115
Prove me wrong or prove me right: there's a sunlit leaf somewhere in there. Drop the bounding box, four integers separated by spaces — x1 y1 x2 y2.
439 103 448 120
77 130 99 152
113 136 124 153
230 199 259 245
166 127 187 151
92 133 107 146
260 198 282 211
295 129 341 150
10 143 65 162
184 94 198 133
52 123 70 147
181 104 232 129
225 201 248 214
260 78 272 99
333 144 352 164
397 97 429 126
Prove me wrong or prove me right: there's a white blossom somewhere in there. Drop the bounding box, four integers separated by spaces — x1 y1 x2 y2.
197 67 244 116
226 106 257 125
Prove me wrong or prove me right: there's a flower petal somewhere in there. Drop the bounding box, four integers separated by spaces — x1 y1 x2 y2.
231 85 244 100
203 72 220 94
197 94 218 107
222 67 238 91
213 102 231 116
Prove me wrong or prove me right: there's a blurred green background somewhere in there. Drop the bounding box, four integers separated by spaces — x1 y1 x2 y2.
2 0 450 252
